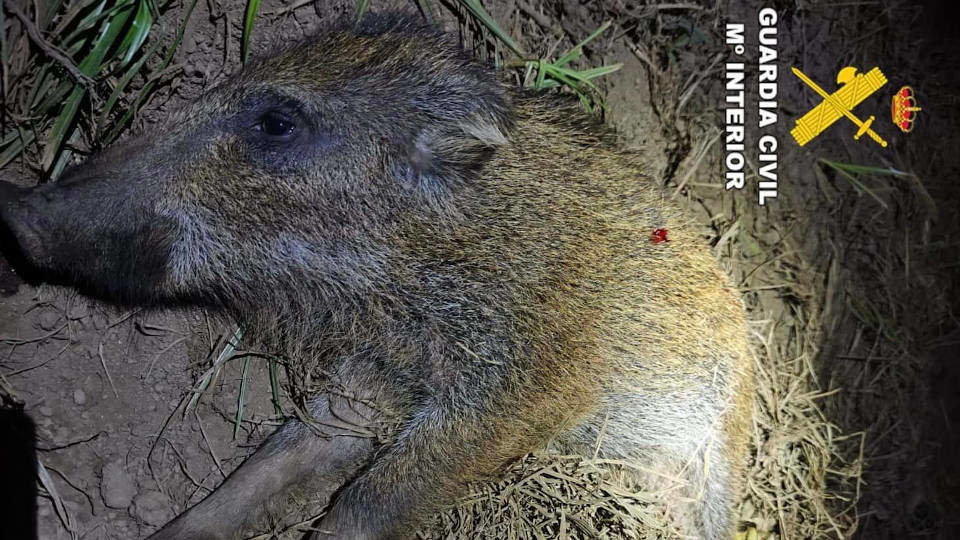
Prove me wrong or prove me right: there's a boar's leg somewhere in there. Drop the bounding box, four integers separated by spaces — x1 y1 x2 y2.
147 393 380 540
312 386 586 540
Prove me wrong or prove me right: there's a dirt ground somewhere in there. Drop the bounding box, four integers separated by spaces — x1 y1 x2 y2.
1 0 958 539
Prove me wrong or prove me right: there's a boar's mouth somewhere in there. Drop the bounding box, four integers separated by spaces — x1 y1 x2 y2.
0 179 178 307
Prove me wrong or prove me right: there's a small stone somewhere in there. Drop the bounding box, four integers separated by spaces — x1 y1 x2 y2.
37 310 61 331
38 405 53 417
73 389 87 406
131 491 174 527
100 461 137 509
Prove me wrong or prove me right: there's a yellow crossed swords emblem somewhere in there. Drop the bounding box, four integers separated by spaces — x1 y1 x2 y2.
791 66 888 147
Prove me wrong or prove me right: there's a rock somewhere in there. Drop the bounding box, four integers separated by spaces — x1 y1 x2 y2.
131 491 174 527
100 461 137 509
37 309 61 331
73 389 87 405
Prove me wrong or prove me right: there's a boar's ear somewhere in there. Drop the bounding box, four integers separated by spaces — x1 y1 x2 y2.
403 113 510 197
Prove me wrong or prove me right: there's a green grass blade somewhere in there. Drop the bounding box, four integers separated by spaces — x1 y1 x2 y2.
106 0 198 143
28 65 54 109
43 85 86 172
456 0 525 57
37 460 77 535
532 63 580 91
555 20 611 68
241 0 262 63
535 59 547 88
269 357 282 416
60 0 113 47
119 0 155 65
354 0 369 26
234 357 251 440
573 63 623 81
186 325 243 413
42 2 137 171
819 158 909 177
99 36 165 133
415 0 433 24
0 129 26 147
819 158 890 209
0 131 37 169
77 3 137 74
41 0 69 29
34 79 76 115
50 130 82 180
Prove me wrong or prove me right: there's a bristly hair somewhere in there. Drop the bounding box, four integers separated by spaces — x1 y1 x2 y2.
349 10 440 37
246 10 448 68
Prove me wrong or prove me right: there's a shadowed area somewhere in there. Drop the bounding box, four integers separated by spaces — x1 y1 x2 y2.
0 403 38 540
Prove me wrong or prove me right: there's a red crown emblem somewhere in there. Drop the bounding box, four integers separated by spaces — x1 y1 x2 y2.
891 86 921 133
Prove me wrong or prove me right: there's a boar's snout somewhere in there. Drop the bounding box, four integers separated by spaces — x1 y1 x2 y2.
0 174 178 306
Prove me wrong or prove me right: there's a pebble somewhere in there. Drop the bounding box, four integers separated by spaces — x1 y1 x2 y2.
38 405 53 417
131 491 174 526
37 310 61 331
73 389 87 406
100 461 137 509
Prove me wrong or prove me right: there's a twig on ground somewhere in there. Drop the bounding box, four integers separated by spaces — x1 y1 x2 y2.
5 4 96 90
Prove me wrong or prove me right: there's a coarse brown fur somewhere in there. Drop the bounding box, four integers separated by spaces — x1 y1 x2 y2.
0 12 755 539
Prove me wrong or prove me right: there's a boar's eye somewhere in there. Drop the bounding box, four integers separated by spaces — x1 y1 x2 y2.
234 94 335 170
255 111 297 138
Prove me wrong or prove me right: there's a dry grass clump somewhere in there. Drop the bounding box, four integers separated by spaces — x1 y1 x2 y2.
421 455 671 539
